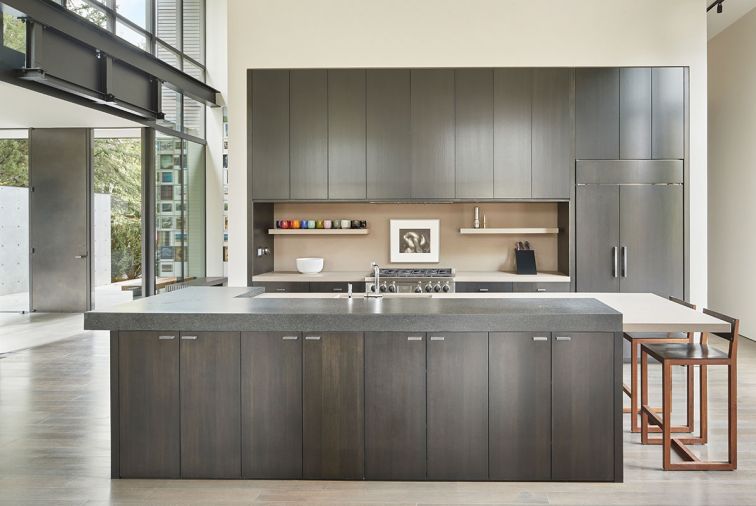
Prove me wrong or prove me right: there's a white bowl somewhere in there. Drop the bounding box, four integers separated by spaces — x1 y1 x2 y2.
296 257 324 274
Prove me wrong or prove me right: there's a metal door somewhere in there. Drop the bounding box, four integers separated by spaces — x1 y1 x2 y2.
576 185 620 292
29 128 92 312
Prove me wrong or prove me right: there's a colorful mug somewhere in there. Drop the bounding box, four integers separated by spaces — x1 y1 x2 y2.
291 219 301 229
307 220 316 229
341 219 351 229
324 220 332 229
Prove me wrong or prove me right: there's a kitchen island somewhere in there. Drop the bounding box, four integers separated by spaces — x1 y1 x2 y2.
86 287 623 482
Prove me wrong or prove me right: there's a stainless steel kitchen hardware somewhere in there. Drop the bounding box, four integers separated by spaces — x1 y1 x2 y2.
430 336 445 341
532 336 549 341
621 246 628 278
275 288 287 292
347 283 352 298
282 335 299 340
181 335 198 340
555 336 572 341
305 336 321 341
537 288 546 292
158 335 175 340
407 336 423 341
366 261 384 298
332 288 343 292
479 288 489 292
612 246 618 278
74 254 88 259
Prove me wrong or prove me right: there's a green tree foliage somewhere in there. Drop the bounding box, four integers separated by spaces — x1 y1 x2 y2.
0 139 29 187
2 13 26 53
94 138 143 282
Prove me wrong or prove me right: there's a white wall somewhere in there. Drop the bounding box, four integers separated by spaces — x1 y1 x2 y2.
708 7 756 339
93 193 112 287
226 0 708 304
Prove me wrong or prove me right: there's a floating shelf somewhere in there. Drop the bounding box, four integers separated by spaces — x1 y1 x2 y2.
268 228 369 235
459 227 559 235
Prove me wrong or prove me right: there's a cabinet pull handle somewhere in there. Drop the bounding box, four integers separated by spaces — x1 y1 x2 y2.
332 288 343 292
158 335 175 340
556 336 572 341
533 336 548 341
282 335 298 340
305 336 321 341
407 336 423 341
612 246 618 278
275 288 286 292
537 288 546 292
478 288 489 292
621 246 628 278
181 335 197 340
430 336 445 341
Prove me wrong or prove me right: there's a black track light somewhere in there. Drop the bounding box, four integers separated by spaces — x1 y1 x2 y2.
717 2 723 13
707 0 725 13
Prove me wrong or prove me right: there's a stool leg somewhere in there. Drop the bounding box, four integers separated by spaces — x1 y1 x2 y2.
631 341 639 432
663 361 672 471
686 364 695 432
728 362 737 468
640 349 649 444
700 365 708 444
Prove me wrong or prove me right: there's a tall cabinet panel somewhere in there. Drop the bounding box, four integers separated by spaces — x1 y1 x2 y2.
328 69 366 199
619 185 683 297
290 70 328 199
303 332 364 480
552 333 615 481
575 68 619 159
493 68 532 198
250 70 289 200
455 68 493 199
411 69 455 199
366 70 411 199
576 185 620 292
427 332 488 480
364 332 427 480
532 68 573 199
180 332 241 479
119 331 180 478
489 332 551 481
651 67 684 159
241 332 302 479
620 68 652 159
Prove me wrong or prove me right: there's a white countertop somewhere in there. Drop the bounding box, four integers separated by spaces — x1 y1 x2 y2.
252 271 570 283
254 291 728 333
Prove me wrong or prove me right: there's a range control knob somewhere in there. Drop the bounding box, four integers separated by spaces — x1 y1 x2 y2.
433 282 442 293
414 283 423 294
442 282 451 293
388 282 397 293
370 284 378 293
424 282 434 293
379 282 388 293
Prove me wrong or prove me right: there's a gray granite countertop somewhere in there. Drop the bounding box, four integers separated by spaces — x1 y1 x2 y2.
85 287 622 333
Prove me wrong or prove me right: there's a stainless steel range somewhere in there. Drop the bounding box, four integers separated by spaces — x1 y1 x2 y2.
366 268 455 294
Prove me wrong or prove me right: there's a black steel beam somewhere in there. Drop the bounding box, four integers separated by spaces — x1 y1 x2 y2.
3 0 218 106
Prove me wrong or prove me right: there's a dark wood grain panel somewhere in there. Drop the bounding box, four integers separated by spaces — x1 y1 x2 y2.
365 332 426 480
303 332 364 479
455 68 493 199
250 70 289 200
493 68 532 198
489 332 551 480
620 67 652 159
328 69 367 199
290 69 328 199
366 69 411 199
411 69 455 199
242 332 303 479
118 331 180 478
651 67 684 160
575 68 619 159
576 184 620 292
455 282 513 293
552 332 614 481
427 332 488 480
180 332 241 478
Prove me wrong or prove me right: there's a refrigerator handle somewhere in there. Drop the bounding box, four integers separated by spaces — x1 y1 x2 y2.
612 246 618 278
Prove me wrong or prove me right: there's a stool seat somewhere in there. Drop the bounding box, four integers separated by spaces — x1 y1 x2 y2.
643 343 729 362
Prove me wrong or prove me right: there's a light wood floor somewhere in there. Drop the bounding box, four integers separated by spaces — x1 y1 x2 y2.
0 327 754 505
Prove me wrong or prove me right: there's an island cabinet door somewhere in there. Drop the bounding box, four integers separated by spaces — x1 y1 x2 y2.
552 332 615 481
489 332 552 481
179 332 241 479
303 332 364 479
427 332 488 480
118 331 180 478
364 332 427 480
241 332 302 479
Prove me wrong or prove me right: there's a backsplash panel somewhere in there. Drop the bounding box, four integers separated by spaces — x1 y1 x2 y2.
272 203 559 272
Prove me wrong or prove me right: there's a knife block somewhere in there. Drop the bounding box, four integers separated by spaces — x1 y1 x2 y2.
515 249 537 275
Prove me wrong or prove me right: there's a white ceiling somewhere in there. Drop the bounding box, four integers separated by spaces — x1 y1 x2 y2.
708 0 756 39
0 80 139 129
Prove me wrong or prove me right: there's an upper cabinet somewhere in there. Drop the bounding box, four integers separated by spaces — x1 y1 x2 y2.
493 68 532 199
290 70 328 200
455 69 494 199
576 67 684 160
328 70 367 200
250 70 290 200
411 69 456 199
532 68 574 199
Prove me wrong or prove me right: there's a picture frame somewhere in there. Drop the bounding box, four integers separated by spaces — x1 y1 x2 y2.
390 219 440 263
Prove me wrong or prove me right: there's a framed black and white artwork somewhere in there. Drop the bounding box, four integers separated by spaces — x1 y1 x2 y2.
390 219 440 263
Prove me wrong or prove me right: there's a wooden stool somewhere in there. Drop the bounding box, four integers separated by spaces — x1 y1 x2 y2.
640 309 738 470
623 296 696 433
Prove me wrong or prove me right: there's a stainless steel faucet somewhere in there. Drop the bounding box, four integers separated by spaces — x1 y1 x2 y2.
367 261 383 298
